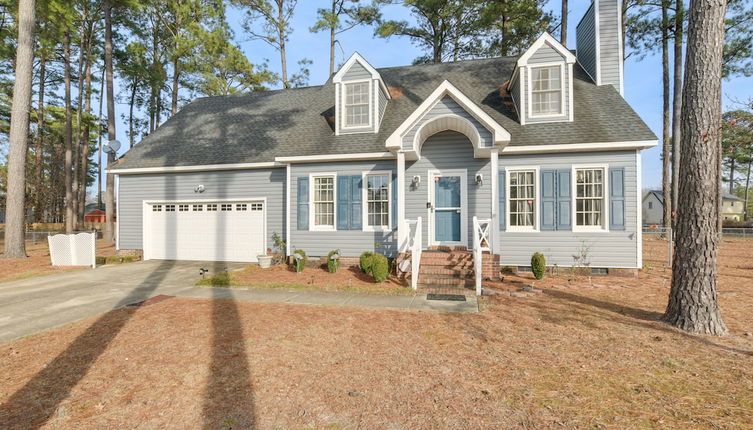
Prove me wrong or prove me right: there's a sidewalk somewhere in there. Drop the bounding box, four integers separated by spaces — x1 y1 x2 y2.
174 286 479 313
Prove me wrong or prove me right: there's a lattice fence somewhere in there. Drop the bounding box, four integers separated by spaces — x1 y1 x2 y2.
48 232 96 268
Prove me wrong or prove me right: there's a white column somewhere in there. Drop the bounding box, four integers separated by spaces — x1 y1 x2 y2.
490 148 499 255
397 151 406 251
285 163 291 256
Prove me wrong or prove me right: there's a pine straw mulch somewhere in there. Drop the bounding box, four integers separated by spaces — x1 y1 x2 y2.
0 240 117 283
0 238 752 429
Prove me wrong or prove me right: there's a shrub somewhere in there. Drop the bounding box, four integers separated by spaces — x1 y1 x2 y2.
293 249 307 273
196 272 231 287
531 252 546 280
95 255 140 265
371 254 389 283
359 251 374 274
327 249 340 273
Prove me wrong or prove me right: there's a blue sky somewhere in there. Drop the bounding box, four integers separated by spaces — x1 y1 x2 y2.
108 0 753 190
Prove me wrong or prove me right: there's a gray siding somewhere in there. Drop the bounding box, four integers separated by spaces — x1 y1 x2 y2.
498 150 639 268
118 169 286 252
401 96 493 150
597 0 622 93
576 4 597 81
521 43 572 124
378 84 388 128
290 160 397 257
342 62 371 81
405 131 492 248
509 71 521 120
528 43 565 64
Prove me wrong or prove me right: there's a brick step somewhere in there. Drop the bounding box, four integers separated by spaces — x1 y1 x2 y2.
417 276 475 286
419 267 476 276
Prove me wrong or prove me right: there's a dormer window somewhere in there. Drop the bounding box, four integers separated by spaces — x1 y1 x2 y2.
344 81 371 127
530 65 563 116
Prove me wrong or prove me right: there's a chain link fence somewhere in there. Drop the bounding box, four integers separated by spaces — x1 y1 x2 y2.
0 230 104 245
642 226 753 268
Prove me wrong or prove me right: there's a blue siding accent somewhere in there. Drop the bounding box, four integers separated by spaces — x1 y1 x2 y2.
498 171 506 229
336 175 362 230
610 167 625 230
540 170 556 230
297 177 309 231
557 169 572 230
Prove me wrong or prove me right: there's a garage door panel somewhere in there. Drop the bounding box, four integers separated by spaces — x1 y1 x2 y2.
146 201 264 263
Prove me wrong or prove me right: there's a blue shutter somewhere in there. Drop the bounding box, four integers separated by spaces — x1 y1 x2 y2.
498 171 506 229
337 175 351 230
540 170 556 230
297 177 309 231
609 167 626 230
391 173 397 229
556 169 572 230
350 175 362 230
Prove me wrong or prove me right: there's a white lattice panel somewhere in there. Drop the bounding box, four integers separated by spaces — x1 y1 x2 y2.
48 233 96 267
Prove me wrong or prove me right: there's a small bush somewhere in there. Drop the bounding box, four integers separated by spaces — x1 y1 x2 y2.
371 254 389 283
197 272 231 287
359 251 374 274
531 252 546 280
293 249 307 272
327 250 340 273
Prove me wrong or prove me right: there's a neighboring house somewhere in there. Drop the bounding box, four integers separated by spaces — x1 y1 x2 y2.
722 193 745 221
110 0 656 276
643 189 746 225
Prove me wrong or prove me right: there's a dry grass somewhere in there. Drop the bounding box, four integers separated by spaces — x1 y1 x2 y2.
0 237 752 429
0 240 117 283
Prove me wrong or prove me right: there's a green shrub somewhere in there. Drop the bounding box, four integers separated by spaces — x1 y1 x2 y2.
293 249 307 272
327 250 340 273
371 254 389 283
359 251 374 274
531 252 546 280
197 272 231 287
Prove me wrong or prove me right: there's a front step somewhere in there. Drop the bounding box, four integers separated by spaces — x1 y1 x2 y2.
414 249 499 292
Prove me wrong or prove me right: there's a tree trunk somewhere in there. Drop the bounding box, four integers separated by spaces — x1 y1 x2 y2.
728 157 736 193
744 160 751 220
671 0 683 230
171 1 181 116
663 0 728 336
72 19 86 231
64 31 74 234
78 40 94 226
129 82 137 148
278 0 289 88
661 2 672 229
560 0 568 46
3 0 36 258
33 55 46 223
97 64 104 209
104 0 116 243
329 0 335 77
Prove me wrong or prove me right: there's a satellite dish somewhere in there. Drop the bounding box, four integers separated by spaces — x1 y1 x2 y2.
103 139 121 154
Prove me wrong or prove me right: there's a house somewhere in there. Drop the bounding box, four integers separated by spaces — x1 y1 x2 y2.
110 0 656 286
643 190 746 225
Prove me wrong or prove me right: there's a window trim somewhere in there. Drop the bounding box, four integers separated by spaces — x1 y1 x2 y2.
505 166 540 232
361 170 392 232
341 79 373 129
309 173 338 231
527 62 566 119
571 164 610 232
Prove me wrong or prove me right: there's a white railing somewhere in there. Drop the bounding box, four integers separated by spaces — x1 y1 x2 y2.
404 217 423 291
472 217 492 296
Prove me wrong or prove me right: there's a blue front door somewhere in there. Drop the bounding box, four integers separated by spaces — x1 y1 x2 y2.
434 175 462 243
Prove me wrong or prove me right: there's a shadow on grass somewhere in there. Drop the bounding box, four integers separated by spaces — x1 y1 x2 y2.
0 261 176 429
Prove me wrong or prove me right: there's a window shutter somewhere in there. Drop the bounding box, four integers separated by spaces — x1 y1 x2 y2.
391 173 397 229
297 177 309 231
350 175 362 230
337 175 351 230
540 170 556 230
498 171 506 229
556 169 572 230
609 167 626 230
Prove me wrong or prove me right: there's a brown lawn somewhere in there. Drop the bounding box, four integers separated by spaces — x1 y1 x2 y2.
1 237 752 429
0 240 117 283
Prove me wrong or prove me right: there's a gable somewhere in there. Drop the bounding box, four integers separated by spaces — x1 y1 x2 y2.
342 62 372 81
528 42 568 64
402 96 493 151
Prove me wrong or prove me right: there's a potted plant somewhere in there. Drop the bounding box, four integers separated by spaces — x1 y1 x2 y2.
258 248 273 269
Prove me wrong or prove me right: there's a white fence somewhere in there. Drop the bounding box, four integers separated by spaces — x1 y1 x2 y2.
48 232 96 268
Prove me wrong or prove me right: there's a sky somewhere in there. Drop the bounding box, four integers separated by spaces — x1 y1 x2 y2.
105 0 753 191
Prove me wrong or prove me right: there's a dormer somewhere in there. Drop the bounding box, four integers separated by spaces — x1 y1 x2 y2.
333 53 390 135
509 33 576 125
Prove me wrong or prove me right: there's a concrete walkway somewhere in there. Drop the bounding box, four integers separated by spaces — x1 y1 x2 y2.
0 260 477 344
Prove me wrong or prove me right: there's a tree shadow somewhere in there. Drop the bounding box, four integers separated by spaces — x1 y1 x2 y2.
0 260 176 430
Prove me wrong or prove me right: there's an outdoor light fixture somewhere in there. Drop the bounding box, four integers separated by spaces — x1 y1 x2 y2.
194 185 205 193
199 267 209 278
475 173 483 186
412 175 421 188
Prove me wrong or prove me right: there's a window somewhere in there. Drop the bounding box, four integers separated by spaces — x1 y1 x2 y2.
648 201 653 210
344 82 370 127
193 204 203 211
312 175 335 228
575 168 605 228
236 203 247 211
207 204 217 211
179 204 189 212
508 170 536 229
221 204 232 211
365 174 390 228
250 202 263 211
152 205 162 212
165 204 175 212
531 65 562 116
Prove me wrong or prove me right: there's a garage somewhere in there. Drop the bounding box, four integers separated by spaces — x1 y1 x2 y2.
144 200 266 262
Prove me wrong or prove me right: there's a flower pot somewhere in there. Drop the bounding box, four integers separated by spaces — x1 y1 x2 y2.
257 255 273 269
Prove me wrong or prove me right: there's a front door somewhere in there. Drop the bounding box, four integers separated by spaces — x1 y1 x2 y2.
429 170 466 246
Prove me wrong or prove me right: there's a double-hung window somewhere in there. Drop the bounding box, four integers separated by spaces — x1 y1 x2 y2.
344 82 370 127
312 175 335 229
531 65 563 116
364 173 390 229
575 168 606 229
508 170 537 230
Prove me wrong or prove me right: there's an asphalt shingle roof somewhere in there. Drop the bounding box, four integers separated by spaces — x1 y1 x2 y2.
114 56 657 169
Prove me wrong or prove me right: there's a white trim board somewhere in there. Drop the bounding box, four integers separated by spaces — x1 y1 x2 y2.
500 140 658 155
276 152 394 163
517 32 577 66
110 162 283 174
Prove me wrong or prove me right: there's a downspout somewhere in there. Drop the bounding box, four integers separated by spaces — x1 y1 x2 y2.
286 163 291 256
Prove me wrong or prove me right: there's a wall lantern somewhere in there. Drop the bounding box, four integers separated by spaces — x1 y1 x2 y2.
475 173 484 186
412 175 421 188
194 185 205 193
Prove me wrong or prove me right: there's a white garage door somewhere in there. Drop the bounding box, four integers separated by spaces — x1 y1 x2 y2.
145 201 265 262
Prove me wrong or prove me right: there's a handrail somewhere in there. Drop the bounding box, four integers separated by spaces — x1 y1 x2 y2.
404 217 422 291
472 216 492 296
